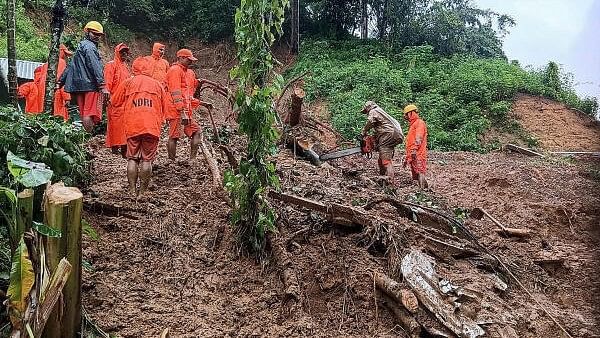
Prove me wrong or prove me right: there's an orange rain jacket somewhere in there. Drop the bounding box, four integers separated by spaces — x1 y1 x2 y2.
165 63 192 120
111 57 168 139
405 111 428 163
20 45 72 118
17 81 40 113
104 43 131 147
142 43 169 85
185 69 201 109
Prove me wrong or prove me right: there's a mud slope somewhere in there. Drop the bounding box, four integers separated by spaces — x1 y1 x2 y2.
81 55 599 337
511 93 600 151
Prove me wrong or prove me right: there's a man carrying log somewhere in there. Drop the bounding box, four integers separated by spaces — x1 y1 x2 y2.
361 100 404 182
111 57 168 197
402 104 429 190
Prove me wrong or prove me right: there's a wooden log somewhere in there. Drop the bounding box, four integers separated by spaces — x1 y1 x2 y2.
504 144 543 157
43 183 83 338
471 207 532 238
33 258 72 337
269 192 371 228
271 235 300 300
374 272 419 313
289 87 305 127
199 135 222 187
381 295 421 338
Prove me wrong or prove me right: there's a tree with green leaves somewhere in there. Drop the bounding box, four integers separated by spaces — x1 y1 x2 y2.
225 0 288 255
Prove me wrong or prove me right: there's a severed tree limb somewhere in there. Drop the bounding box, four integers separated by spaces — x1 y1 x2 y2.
33 258 72 337
381 295 421 338
269 191 372 229
199 135 222 186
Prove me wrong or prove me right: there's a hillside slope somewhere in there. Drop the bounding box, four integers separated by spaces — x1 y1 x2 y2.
80 53 599 337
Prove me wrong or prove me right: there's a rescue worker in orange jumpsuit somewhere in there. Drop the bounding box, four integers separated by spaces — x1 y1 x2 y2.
361 100 404 182
17 68 42 114
165 49 211 162
402 104 429 189
19 44 73 119
58 21 108 132
111 57 169 197
104 43 131 156
142 42 169 86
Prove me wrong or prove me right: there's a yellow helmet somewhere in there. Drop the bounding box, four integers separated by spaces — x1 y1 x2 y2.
403 104 418 114
84 21 104 34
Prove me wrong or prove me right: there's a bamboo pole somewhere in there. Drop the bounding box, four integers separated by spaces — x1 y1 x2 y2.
42 183 83 338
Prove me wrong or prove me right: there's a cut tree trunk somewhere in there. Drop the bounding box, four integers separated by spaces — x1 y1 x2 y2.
6 0 18 106
13 189 34 254
43 183 83 338
44 0 68 113
289 87 305 127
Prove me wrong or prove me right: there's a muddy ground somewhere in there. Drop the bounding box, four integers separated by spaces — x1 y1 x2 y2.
81 50 600 337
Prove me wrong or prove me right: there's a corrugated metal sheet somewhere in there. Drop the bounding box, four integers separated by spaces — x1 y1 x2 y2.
0 58 44 80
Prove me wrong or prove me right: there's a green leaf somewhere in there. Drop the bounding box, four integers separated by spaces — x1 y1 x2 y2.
6 151 53 188
82 259 94 272
32 221 62 238
7 238 35 327
82 219 100 241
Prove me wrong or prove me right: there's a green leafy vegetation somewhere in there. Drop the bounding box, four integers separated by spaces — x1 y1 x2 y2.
288 41 598 151
0 1 49 61
225 0 287 255
0 106 90 188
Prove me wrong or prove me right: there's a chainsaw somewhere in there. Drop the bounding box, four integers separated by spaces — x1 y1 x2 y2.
319 135 375 161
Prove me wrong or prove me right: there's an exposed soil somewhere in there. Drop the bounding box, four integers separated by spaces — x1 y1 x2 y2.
81 51 600 337
511 93 600 151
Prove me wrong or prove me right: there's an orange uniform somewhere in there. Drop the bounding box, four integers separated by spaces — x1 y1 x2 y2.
17 81 40 113
19 45 72 117
165 63 199 139
405 111 428 178
111 57 168 162
142 43 169 86
104 43 131 148
186 69 201 109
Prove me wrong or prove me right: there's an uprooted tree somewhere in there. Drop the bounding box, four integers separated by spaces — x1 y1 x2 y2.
225 0 289 254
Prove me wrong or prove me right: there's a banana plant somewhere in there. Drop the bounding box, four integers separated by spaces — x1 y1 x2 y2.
0 152 72 337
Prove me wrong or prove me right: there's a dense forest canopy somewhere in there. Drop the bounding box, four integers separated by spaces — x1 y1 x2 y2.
6 0 513 58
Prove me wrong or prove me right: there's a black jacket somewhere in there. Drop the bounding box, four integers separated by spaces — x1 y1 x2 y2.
59 38 105 93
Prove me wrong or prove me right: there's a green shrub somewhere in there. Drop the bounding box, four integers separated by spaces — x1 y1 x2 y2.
0 106 91 188
288 40 599 151
0 2 49 61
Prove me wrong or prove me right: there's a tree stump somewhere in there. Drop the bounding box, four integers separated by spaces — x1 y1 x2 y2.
289 87 305 127
43 183 83 338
